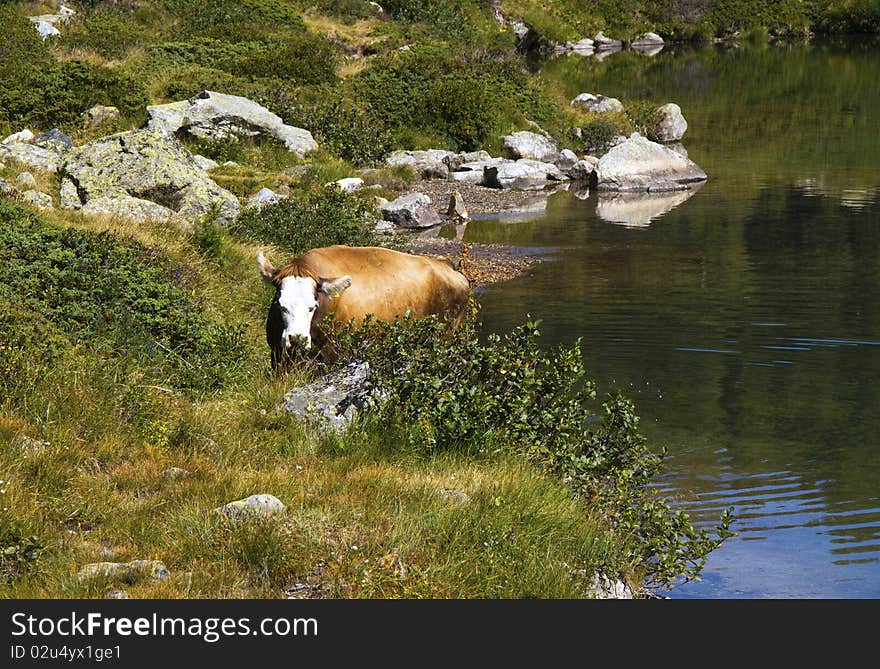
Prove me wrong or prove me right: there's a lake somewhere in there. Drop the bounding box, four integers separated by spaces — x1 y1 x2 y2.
466 37 880 598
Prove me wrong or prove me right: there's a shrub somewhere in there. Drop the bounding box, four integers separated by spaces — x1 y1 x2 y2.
161 0 306 41
329 313 735 588
229 186 378 255
0 199 247 392
63 8 148 60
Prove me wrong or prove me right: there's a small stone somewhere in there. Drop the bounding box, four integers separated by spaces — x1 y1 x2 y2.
571 93 625 114
330 177 365 193
246 187 283 209
16 172 36 187
83 105 120 128
440 489 470 504
446 191 469 222
652 103 688 142
192 155 219 171
105 589 130 599
216 494 286 521
77 560 171 583
160 467 192 480
59 178 81 210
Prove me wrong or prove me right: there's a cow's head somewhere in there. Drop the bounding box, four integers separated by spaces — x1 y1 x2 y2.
258 252 351 360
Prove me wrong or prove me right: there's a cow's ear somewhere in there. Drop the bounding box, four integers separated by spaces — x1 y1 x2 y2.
257 251 279 284
318 275 352 299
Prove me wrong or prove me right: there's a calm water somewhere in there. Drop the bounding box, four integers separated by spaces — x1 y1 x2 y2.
466 38 880 598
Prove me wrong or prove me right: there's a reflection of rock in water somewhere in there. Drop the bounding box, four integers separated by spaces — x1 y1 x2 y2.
596 184 702 228
631 44 664 57
593 46 622 61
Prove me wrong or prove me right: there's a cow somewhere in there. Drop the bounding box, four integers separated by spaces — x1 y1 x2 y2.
257 245 471 367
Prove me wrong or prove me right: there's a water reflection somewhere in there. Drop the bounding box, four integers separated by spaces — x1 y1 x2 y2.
596 184 703 228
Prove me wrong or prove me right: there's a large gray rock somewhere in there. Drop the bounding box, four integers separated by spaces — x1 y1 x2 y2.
443 150 492 171
282 361 382 431
386 150 454 180
631 32 664 48
594 31 623 50
380 192 441 228
502 131 559 162
484 159 565 190
595 133 707 192
0 142 63 173
81 194 183 225
147 91 318 157
216 494 286 521
652 103 688 142
62 125 240 225
16 172 36 188
2 129 34 145
571 93 624 114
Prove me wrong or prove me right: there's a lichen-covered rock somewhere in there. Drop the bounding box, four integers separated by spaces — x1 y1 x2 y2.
0 142 62 173
502 131 559 162
0 178 18 197
216 494 286 520
596 133 707 192
281 361 385 431
22 190 53 209
59 178 81 210
81 194 183 226
652 103 688 142
16 172 36 188
192 155 219 171
34 129 73 153
2 129 35 145
83 105 121 128
63 125 240 226
77 560 171 583
571 93 624 114
147 91 318 157
380 192 441 228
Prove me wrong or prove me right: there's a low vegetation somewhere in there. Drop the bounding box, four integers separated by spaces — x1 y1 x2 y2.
3 0 871 598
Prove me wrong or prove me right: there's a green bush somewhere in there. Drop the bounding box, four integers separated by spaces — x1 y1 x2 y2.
161 0 306 40
0 199 246 392
229 186 378 255
63 8 148 60
328 313 735 588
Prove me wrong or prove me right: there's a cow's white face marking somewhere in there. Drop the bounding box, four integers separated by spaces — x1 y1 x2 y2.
277 276 319 350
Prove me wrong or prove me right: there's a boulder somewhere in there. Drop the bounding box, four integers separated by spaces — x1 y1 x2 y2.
380 192 441 228
281 361 383 431
595 133 707 192
555 38 595 56
553 148 579 172
571 93 625 114
62 125 240 225
0 142 62 173
568 159 596 181
594 31 623 50
443 150 492 171
502 130 559 162
33 129 73 153
450 169 487 185
652 103 688 142
631 32 664 48
83 105 120 128
386 150 454 180
31 19 60 40
81 194 183 225
22 190 53 210
484 159 565 190
216 494 286 521
77 560 170 583
147 91 318 157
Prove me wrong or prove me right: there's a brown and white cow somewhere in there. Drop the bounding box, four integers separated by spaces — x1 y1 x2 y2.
258 245 471 366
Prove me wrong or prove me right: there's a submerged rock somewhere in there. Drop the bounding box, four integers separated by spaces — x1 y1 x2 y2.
63 125 240 226
147 90 318 157
595 133 707 192
380 192 441 228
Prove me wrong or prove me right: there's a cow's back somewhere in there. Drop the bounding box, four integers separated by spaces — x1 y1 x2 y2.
300 245 469 325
